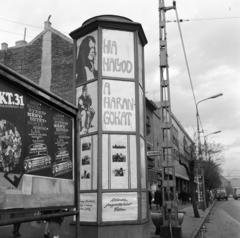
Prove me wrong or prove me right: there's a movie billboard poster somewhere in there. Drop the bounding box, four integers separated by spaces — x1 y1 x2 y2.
110 135 128 189
138 38 143 87
76 30 98 86
25 98 73 179
80 193 97 222
0 80 26 189
140 138 146 189
102 192 138 222
25 98 52 177
52 112 73 179
102 80 136 132
76 81 98 136
80 136 92 190
102 29 134 79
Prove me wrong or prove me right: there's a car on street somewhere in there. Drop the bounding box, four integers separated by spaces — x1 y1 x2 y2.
214 188 228 201
233 187 240 200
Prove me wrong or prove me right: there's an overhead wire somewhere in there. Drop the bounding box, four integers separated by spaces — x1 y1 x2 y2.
166 16 240 23
174 2 206 136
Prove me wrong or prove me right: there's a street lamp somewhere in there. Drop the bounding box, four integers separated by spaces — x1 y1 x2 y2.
196 93 223 211
204 130 221 160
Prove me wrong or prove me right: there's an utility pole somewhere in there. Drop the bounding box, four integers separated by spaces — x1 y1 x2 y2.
159 0 182 237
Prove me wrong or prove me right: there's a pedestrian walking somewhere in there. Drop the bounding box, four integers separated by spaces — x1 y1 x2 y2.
154 186 162 210
12 222 21 237
148 190 152 210
42 210 64 238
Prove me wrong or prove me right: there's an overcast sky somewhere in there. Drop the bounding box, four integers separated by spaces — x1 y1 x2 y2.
1 0 239 179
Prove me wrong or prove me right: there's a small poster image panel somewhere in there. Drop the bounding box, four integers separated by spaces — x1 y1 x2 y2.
76 30 98 86
102 192 138 222
102 134 109 189
76 81 98 136
110 135 128 189
102 29 134 79
102 80 136 132
80 136 92 190
80 193 97 222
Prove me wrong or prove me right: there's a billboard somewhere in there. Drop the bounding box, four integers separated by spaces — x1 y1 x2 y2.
0 77 75 209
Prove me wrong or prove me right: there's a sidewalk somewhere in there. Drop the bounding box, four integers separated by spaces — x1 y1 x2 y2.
0 202 215 238
150 202 215 238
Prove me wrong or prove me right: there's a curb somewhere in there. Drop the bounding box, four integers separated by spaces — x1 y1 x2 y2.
190 201 216 238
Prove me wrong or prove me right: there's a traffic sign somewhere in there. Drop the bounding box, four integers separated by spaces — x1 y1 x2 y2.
147 151 162 156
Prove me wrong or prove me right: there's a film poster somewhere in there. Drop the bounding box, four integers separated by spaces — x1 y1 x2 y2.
102 29 134 79
102 192 138 222
102 80 136 132
76 30 98 86
76 81 98 136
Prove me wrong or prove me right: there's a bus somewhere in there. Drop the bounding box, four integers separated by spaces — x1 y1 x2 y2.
233 187 240 200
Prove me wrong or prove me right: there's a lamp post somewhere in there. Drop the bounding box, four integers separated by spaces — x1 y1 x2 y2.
196 93 223 211
204 130 221 160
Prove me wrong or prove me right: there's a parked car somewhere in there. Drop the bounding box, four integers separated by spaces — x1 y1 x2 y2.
215 188 228 201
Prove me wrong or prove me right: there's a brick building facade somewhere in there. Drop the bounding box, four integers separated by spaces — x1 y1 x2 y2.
0 21 74 103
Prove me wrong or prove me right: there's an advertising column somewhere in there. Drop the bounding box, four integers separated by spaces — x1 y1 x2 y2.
70 15 148 238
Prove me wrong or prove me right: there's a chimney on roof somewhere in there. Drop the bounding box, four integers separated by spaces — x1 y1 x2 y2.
15 40 27 47
44 15 52 29
1 43 8 50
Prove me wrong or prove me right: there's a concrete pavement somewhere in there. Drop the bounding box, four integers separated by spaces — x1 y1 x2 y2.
150 202 215 238
0 202 215 238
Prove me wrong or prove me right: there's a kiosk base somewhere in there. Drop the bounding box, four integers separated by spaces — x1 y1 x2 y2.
79 222 149 238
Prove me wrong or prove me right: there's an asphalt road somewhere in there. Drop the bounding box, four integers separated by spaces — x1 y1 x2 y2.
205 198 240 238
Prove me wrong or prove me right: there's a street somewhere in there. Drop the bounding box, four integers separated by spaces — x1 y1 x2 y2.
205 198 240 238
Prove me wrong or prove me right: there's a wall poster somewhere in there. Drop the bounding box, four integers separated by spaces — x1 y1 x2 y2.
0 77 74 209
76 81 98 135
80 193 97 222
102 192 138 222
102 80 136 132
102 29 134 79
80 135 98 190
76 30 98 86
